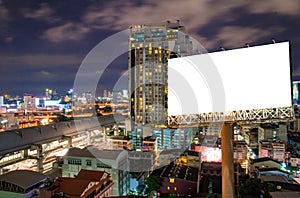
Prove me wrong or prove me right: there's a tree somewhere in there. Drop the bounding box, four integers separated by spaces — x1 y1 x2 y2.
144 176 161 195
239 178 263 198
263 182 276 198
207 193 221 198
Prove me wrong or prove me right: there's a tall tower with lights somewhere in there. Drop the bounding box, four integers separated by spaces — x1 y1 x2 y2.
128 20 192 126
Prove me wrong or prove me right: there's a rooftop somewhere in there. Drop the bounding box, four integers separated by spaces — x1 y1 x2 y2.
0 170 48 190
54 178 90 197
110 136 130 140
160 148 185 155
65 147 127 161
260 175 291 183
76 169 108 181
251 157 281 165
51 169 112 197
0 114 125 156
152 162 198 182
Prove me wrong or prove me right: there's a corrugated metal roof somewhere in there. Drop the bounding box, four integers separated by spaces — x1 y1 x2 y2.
0 114 125 155
0 170 48 190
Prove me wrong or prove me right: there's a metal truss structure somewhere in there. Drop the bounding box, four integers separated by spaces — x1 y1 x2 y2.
167 106 295 127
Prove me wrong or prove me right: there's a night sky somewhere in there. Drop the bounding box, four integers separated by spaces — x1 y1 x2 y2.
0 0 300 97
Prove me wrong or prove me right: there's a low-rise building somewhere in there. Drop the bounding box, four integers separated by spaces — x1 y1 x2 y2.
199 162 222 195
128 151 156 173
0 170 48 198
41 169 114 198
142 136 157 153
158 149 185 167
259 140 285 162
108 136 132 150
249 157 282 177
62 147 129 196
151 161 199 197
234 141 248 162
244 128 258 149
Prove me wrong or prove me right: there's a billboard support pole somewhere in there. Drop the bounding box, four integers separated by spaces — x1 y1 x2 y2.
221 123 234 198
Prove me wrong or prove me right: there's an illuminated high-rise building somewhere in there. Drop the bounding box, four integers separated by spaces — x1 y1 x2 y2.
23 94 36 111
128 20 192 126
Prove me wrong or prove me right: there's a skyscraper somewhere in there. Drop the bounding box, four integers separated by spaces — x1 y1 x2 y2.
128 20 192 126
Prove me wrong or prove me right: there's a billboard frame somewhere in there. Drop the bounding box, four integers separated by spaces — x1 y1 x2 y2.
167 106 294 126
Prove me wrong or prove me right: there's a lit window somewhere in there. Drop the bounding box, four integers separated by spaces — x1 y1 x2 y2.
170 178 175 183
174 187 177 191
167 186 170 190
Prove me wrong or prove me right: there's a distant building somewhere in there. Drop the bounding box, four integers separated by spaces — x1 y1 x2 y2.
176 150 201 168
278 123 288 144
259 140 285 162
290 157 300 168
199 162 222 195
62 147 129 196
0 170 48 198
202 125 222 137
244 128 259 149
151 161 199 197
258 123 288 145
131 127 143 150
41 169 114 198
293 116 300 131
108 136 133 150
128 20 192 126
233 141 248 161
249 157 282 177
0 96 3 107
128 151 156 173
293 81 300 104
23 94 36 111
142 136 157 153
258 124 277 142
152 127 194 150
158 148 185 167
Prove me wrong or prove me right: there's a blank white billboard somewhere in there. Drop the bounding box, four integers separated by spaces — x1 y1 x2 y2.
168 42 292 116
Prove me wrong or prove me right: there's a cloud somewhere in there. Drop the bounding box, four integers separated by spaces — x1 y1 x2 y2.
81 0 300 32
0 54 83 67
4 36 14 43
0 3 9 20
77 0 297 49
22 3 60 23
39 70 56 77
0 3 10 31
213 26 285 48
246 0 300 16
40 0 300 44
42 22 90 42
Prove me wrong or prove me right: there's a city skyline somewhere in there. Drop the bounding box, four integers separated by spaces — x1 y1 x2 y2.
0 0 300 96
